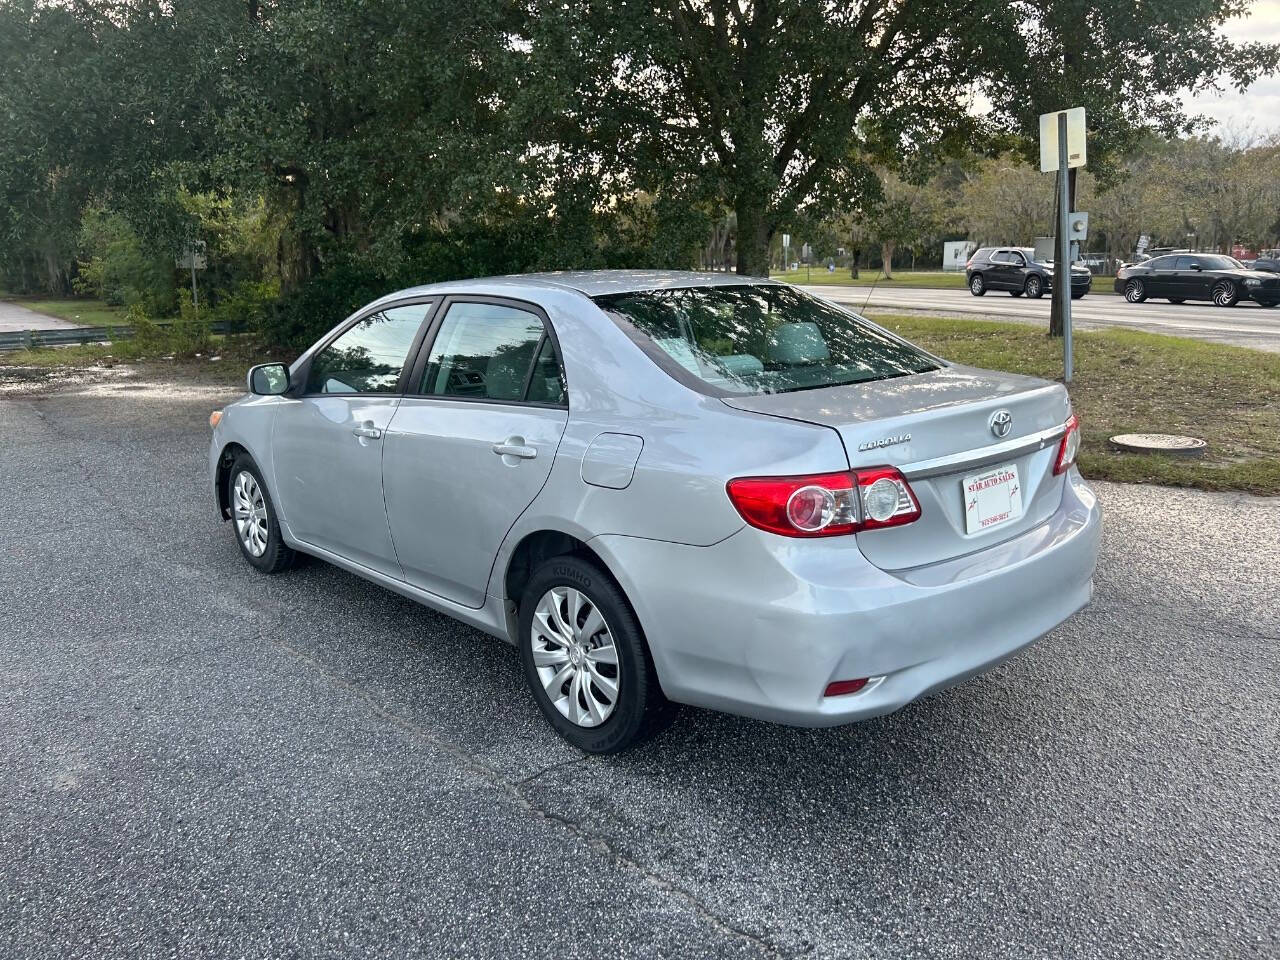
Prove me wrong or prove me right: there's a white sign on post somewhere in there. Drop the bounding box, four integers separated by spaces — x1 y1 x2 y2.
1039 107 1086 172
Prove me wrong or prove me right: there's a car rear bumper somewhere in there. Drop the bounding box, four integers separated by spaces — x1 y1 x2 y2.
592 470 1101 727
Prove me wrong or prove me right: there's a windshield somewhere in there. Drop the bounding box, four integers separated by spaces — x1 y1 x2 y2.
594 284 941 395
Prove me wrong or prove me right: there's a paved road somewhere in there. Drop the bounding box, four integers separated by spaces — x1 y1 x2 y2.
2 370 1278 959
0 299 81 333
801 284 1280 352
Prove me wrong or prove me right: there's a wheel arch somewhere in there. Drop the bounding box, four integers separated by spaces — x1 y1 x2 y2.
500 528 632 644
214 441 251 520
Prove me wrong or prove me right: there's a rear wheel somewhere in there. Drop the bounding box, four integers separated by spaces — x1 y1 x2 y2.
1212 282 1239 307
969 274 986 296
1024 275 1044 299
518 555 674 753
227 454 296 574
1124 279 1147 303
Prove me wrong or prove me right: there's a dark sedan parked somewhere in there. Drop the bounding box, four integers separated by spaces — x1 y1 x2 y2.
966 247 1092 299
1114 254 1280 307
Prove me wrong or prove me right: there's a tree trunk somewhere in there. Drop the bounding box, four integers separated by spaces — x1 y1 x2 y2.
734 197 772 277
881 240 896 279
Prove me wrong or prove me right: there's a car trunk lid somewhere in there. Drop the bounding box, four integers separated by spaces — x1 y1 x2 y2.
722 365 1072 571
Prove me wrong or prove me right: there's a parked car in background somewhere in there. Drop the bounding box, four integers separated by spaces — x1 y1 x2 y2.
966 247 1092 299
1114 254 1280 307
209 271 1100 752
1247 257 1280 274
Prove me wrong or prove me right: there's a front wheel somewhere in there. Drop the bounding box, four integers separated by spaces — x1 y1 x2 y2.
519 555 674 753
1124 279 1147 303
227 454 296 573
969 274 986 296
1024 275 1044 299
1212 282 1240 307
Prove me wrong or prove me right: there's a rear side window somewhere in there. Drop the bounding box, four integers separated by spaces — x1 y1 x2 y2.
972 248 995 261
1146 256 1175 270
594 284 940 396
306 304 428 394
419 301 563 405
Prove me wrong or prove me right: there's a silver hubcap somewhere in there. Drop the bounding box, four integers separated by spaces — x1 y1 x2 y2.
971 277 982 293
1028 278 1040 295
1126 281 1143 302
531 586 620 728
1214 284 1232 305
232 470 269 558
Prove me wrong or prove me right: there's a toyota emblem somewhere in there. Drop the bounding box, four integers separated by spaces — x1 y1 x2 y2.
989 409 1013 438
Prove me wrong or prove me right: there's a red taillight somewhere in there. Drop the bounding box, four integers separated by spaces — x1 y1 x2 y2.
1054 414 1080 475
824 678 869 697
726 467 921 538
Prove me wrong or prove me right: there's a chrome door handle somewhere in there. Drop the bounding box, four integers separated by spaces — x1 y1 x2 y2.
352 425 382 440
492 440 537 460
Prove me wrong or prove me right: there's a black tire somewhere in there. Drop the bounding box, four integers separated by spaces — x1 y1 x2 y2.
1168 298 1185 304
518 555 674 753
226 453 296 574
1024 275 1044 299
1212 281 1239 307
1124 279 1147 303
1260 301 1278 309
969 274 986 296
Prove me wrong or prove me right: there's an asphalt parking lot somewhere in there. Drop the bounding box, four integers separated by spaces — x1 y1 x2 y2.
2 370 1278 959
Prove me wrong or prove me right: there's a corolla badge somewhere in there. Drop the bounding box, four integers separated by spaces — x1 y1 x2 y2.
989 409 1013 438
858 433 911 452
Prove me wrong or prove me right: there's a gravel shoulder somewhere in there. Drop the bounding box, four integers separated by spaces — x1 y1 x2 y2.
1 373 1277 959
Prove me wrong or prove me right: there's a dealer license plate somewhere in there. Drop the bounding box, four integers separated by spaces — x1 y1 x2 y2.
962 463 1023 534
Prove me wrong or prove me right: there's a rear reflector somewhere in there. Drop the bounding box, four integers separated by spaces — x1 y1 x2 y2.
824 678 869 697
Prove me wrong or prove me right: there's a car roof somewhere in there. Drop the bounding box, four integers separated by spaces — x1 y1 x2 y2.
374 269 781 303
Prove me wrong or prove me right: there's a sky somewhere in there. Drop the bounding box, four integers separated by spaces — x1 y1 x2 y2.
1181 1 1280 137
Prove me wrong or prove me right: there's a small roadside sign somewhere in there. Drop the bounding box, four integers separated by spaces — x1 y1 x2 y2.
1039 107 1086 172
176 240 207 271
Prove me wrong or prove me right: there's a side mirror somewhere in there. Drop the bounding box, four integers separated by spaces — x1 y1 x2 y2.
248 362 290 396
1190 263 1202 271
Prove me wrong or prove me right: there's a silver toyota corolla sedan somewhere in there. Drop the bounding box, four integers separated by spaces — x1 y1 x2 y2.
209 271 1101 752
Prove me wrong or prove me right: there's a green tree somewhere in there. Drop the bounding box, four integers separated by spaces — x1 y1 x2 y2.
521 0 1277 279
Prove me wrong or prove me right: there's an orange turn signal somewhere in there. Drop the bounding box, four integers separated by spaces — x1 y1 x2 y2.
209 410 223 429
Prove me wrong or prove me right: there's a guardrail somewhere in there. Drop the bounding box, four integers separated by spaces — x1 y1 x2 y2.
0 320 232 353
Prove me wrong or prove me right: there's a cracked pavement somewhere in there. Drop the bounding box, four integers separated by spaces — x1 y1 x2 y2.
1 369 1277 959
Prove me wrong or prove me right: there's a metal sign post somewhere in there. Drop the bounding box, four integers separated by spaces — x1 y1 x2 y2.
1057 112 1072 382
1040 107 1086 384
176 241 208 317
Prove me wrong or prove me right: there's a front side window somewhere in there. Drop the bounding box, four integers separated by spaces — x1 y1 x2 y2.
1175 256 1197 270
595 284 940 396
306 304 429 394
420 301 561 404
1198 255 1243 270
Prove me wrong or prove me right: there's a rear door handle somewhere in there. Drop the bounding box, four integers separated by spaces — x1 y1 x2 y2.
492 439 537 460
353 425 382 440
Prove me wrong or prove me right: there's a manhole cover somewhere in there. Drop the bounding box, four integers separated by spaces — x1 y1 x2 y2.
1109 433 1207 458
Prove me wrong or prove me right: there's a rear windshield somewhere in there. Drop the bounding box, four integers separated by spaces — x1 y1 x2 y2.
593 284 941 395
